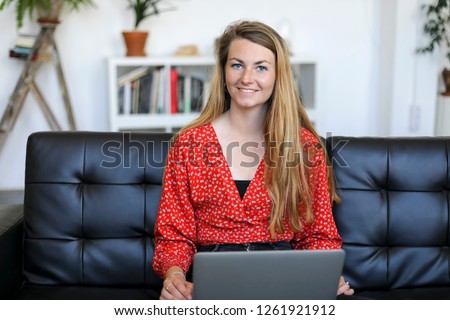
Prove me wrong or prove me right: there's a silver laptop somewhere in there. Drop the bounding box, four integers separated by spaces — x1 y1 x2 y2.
193 249 345 300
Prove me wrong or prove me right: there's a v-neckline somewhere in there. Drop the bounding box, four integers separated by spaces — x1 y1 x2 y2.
208 123 265 202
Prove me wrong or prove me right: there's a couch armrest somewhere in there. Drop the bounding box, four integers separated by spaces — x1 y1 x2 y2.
0 204 24 299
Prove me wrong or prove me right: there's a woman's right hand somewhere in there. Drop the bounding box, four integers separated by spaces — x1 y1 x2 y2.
160 271 193 300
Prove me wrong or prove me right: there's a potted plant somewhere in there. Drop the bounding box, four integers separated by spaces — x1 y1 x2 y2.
417 0 450 95
123 0 175 56
0 0 95 28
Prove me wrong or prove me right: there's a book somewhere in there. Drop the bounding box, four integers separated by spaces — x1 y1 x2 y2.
137 72 153 113
9 49 35 60
157 70 165 114
118 85 125 114
177 74 185 113
183 75 192 113
170 68 179 114
122 82 132 115
191 77 204 112
131 79 140 114
12 47 34 55
9 47 52 62
149 68 161 114
118 66 151 86
15 34 37 48
129 80 136 114
117 67 154 115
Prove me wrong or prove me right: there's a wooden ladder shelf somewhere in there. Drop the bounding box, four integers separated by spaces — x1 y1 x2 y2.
0 21 76 151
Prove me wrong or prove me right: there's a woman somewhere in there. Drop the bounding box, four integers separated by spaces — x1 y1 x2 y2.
153 20 354 300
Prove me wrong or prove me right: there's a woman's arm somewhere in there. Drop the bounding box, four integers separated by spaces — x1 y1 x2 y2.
153 136 197 280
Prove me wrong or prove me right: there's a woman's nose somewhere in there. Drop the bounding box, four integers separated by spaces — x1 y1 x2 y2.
241 67 254 84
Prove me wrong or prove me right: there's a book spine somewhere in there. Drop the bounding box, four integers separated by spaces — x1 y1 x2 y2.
137 72 153 114
150 69 161 114
9 49 38 61
132 80 140 114
118 85 125 114
123 82 132 115
158 70 166 114
170 69 179 114
177 74 185 113
15 34 37 48
12 47 34 55
183 75 192 113
191 77 204 112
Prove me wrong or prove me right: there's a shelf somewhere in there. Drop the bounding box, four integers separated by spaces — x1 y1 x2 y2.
108 55 318 133
109 56 216 67
112 113 200 132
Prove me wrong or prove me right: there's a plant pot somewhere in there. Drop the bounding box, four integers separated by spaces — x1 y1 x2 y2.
442 68 450 96
37 0 64 24
122 31 149 57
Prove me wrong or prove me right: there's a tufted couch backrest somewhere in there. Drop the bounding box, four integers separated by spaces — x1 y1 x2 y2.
24 132 172 289
328 136 450 291
24 132 450 293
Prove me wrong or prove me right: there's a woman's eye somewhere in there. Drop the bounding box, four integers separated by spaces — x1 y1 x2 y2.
231 63 242 69
256 66 267 72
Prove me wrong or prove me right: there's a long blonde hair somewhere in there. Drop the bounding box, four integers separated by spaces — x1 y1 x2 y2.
180 20 339 237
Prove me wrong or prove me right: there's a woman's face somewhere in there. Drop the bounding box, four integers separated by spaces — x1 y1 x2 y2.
225 38 276 111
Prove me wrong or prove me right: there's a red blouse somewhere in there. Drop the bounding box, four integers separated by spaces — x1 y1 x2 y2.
153 123 342 278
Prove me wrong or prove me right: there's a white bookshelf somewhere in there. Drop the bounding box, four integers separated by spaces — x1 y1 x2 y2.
108 56 318 132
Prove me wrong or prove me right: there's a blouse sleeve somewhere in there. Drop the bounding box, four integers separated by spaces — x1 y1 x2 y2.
152 137 197 278
291 132 342 250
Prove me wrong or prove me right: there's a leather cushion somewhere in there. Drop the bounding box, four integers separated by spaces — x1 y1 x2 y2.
327 137 450 291
23 132 172 290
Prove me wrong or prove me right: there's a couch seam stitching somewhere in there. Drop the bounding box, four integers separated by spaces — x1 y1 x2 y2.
446 141 450 282
144 135 147 285
81 135 87 285
386 139 390 289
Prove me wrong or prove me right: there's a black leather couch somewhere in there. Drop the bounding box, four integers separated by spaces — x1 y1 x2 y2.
0 131 449 299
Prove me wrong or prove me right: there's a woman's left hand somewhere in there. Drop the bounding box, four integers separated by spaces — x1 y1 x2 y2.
337 276 354 295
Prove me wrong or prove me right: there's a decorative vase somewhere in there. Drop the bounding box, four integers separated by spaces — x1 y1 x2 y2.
442 68 450 96
37 0 64 24
122 31 149 57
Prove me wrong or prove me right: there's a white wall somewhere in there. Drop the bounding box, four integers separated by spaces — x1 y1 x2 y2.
389 0 440 136
0 0 441 189
374 0 397 136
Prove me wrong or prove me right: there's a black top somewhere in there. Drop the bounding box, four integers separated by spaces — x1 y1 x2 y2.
234 180 251 200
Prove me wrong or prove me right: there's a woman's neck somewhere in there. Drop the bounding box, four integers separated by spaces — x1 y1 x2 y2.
224 106 266 138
